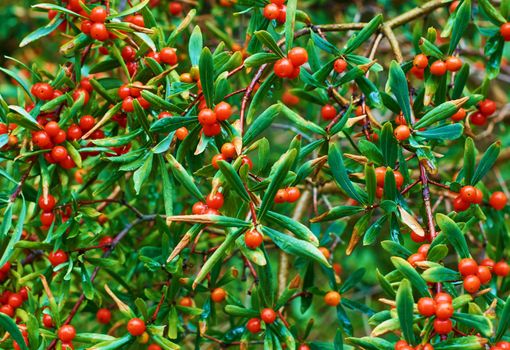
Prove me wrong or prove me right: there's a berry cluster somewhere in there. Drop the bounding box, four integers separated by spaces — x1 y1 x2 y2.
274 186 301 203
192 192 224 215
274 47 308 79
263 0 287 23
459 258 509 293
82 6 110 41
118 82 151 112
411 54 462 79
417 292 454 335
470 99 497 126
197 101 232 136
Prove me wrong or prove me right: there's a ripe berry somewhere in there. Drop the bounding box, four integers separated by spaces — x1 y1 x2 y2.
211 288 227 303
288 47 308 67
198 108 217 125
206 192 224 209
43 314 54 328
334 58 347 73
494 261 509 276
67 124 83 141
501 23 510 41
274 189 289 203
407 253 425 267
90 7 107 23
40 212 55 226
79 115 95 131
58 325 76 342
479 99 497 116
81 19 92 34
274 58 295 78
470 111 487 126
260 308 277 324
435 302 453 320
48 250 68 267
96 308 111 324
245 230 263 249
263 3 280 20
122 97 134 112
433 318 452 334
246 318 261 334
286 187 300 202
38 194 56 212
453 195 470 212
33 83 54 101
53 129 67 144
477 266 492 284
160 47 178 65
430 60 447 76
175 127 188 140
179 297 193 307
417 297 436 317
169 2 183 15
411 230 427 243
51 146 68 162
0 304 15 317
458 258 478 276
449 0 460 12
434 292 452 304
395 340 409 350
481 258 495 268
202 122 221 137
460 186 477 203
221 143 236 159
214 102 232 121
445 56 462 72
90 23 109 41
413 54 429 69
44 121 61 137
241 155 253 170
473 188 483 204
8 293 23 308
321 104 337 120
324 291 341 306
489 191 507 210
394 125 411 141
127 318 146 336
463 275 481 293
451 108 466 121
121 46 136 62
319 247 331 259
276 5 286 23
0 262 10 274
211 154 225 169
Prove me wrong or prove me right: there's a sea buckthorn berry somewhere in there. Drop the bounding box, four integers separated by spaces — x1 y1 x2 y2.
96 308 111 324
274 189 289 203
458 258 478 276
58 325 76 342
245 229 263 249
8 293 23 308
80 78 92 93
288 47 308 67
411 230 427 243
206 192 224 209
271 0 285 5
479 99 497 116
241 155 253 170
260 308 277 324
451 108 466 121
118 85 131 99
453 195 470 212
211 288 227 303
48 249 68 267
324 291 341 306
321 104 337 120
286 187 300 203
79 115 95 131
121 45 136 62
122 97 135 112
33 83 54 101
211 154 224 169
407 253 425 267
433 318 452 334
169 2 183 15
38 194 56 212
497 342 510 350
413 54 428 69
198 108 217 125
263 3 280 20
90 6 107 23
0 304 14 317
481 258 495 268
501 23 510 41
410 66 425 79
477 266 492 284
274 58 295 78
40 212 55 226
43 314 54 328
127 318 146 336
0 262 11 274
334 58 347 73
394 171 404 189
494 261 509 277
282 91 299 105
51 146 68 162
449 0 460 12
395 340 409 350
417 297 436 317
53 129 67 144
90 23 109 41
460 186 476 203
246 318 261 334
160 47 178 65
179 297 193 307
489 191 507 210
463 274 481 293
276 5 287 23
430 60 447 76
192 202 207 215
445 56 462 72
214 102 232 121
473 188 483 204
148 345 162 350
44 121 60 137
67 124 82 141
221 143 236 159
470 111 487 126
418 244 430 256
394 125 411 141
435 302 453 320
202 122 221 136
434 292 452 304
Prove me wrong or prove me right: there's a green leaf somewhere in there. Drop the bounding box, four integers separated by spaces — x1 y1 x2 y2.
388 61 412 124
279 103 326 136
261 226 330 267
8 105 42 131
20 17 64 47
472 141 500 185
391 257 431 297
436 213 470 259
158 155 173 217
478 0 507 25
463 137 476 185
433 336 486 350
380 122 398 167
344 15 383 54
415 124 464 140
396 279 415 344
452 312 493 337
141 90 184 113
422 266 461 282
496 294 510 341
363 215 388 246
310 206 365 223
188 25 203 67
91 129 142 147
150 115 197 133
165 154 204 201
199 47 215 108
0 313 29 350
359 140 384 165
452 64 470 99
133 153 153 195
328 143 367 205
0 198 26 267
243 104 281 145
244 53 279 68
414 98 468 129
284 0 297 49
449 0 471 54
418 37 444 59
217 160 250 202
258 149 297 219
346 337 393 350
254 30 285 57
265 210 319 246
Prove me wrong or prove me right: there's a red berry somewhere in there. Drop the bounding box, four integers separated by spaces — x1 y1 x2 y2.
479 99 497 116
43 314 54 328
407 253 425 267
221 143 236 159
324 291 341 306
477 266 492 284
211 154 225 169
211 288 227 303
148 345 162 350
245 230 263 249
288 47 308 67
321 104 337 120
413 54 429 69
451 108 466 121
481 258 495 268
160 47 178 65
198 108 217 125
58 325 76 342
394 125 411 141
81 19 92 34
90 6 108 23
179 297 193 307
470 111 487 126
453 195 470 212
80 77 93 93
168 2 183 15
51 146 68 162
274 58 295 78
118 85 131 99
38 194 56 212
73 88 90 105
67 124 83 141
246 318 261 334
214 102 232 121
260 308 277 324
494 261 509 277
463 274 481 293
48 250 68 267
33 83 54 101
334 58 347 73
40 212 55 226
490 191 507 210
433 318 452 334
458 258 478 276
96 308 112 324
79 115 95 131
90 23 109 41
263 3 279 20
274 189 289 203
435 302 454 320
286 187 300 203
7 293 23 308
206 192 224 209
121 46 137 62
501 23 510 41
122 97 135 112
417 297 436 317
430 60 447 76
44 121 61 137
127 318 146 336
445 56 462 72
202 122 221 137
175 127 188 140
0 304 15 317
